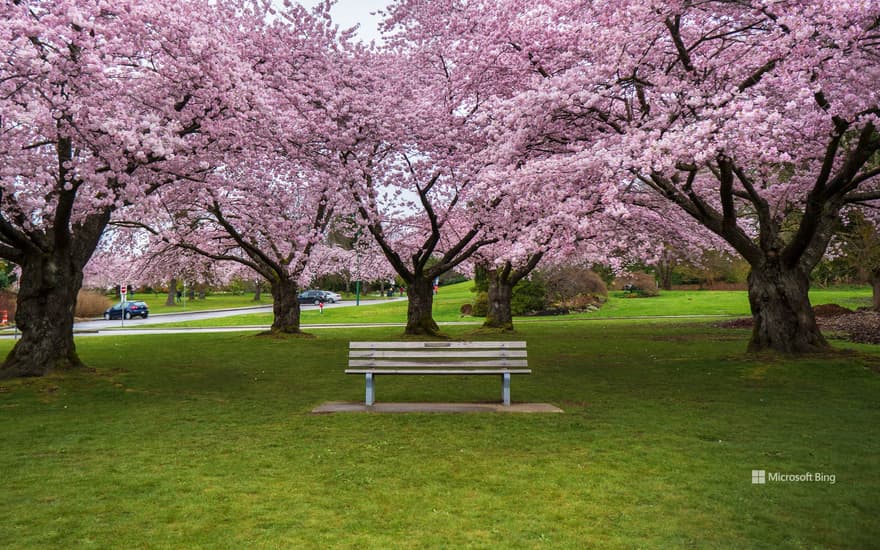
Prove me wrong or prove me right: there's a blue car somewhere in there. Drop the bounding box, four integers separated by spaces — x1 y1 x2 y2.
103 301 149 320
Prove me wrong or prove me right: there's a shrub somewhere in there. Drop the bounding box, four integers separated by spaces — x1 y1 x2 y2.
76 290 113 318
439 271 468 285
472 291 488 317
471 265 490 293
460 303 473 316
543 266 608 302
590 263 616 286
511 276 547 315
541 266 608 310
0 262 17 290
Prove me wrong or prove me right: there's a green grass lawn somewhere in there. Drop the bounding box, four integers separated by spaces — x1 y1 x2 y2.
1 322 878 547
144 281 875 328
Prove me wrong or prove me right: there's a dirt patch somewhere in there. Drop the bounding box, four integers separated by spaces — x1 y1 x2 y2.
820 311 880 344
715 317 753 329
254 330 316 339
813 303 855 318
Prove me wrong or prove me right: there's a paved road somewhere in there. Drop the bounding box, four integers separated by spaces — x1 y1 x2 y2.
74 304 278 331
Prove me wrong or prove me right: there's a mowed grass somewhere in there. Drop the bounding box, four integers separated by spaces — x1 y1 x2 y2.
0 322 878 547
145 281 875 328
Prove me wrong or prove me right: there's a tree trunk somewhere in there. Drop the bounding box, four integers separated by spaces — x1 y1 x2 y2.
165 277 177 306
405 277 440 335
484 276 514 330
656 253 674 291
747 263 828 353
1 252 84 378
871 268 880 312
253 280 262 302
269 278 302 334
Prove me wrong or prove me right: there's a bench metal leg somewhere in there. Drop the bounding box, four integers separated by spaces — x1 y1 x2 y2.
502 372 510 406
365 372 374 406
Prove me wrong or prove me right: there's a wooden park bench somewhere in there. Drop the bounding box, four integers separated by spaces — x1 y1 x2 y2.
346 341 530 406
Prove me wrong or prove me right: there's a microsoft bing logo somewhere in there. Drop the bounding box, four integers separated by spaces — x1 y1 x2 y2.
750 469 836 484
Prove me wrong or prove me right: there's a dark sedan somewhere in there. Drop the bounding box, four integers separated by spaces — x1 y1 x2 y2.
297 290 329 304
104 301 149 320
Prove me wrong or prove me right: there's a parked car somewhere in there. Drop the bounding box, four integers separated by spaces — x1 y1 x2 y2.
104 301 149 320
297 290 326 304
297 290 341 304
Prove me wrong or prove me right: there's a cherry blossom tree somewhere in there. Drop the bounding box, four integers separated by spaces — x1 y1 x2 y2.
467 160 623 330
0 0 276 377
333 47 504 335
394 0 880 352
377 0 637 333
581 0 880 352
145 159 348 334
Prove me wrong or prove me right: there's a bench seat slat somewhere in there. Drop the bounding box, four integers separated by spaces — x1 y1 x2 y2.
349 341 526 349
346 369 532 375
348 359 529 368
349 350 527 359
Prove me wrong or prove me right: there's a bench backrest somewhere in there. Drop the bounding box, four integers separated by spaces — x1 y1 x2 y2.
349 341 528 370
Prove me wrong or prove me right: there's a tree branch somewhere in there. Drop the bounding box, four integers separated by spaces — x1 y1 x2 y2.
737 58 778 92
508 251 545 287
665 16 695 72
412 172 443 269
208 200 285 278
845 190 880 203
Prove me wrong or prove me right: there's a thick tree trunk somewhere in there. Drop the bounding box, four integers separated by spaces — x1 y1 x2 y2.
484 277 514 330
1 253 84 378
405 277 440 335
253 280 262 302
747 263 828 353
165 277 177 306
871 269 880 312
269 279 302 334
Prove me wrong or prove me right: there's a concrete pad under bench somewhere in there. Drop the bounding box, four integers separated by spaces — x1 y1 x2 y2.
312 401 564 414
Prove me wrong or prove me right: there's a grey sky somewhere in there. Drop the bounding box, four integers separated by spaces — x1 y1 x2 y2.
296 0 390 43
